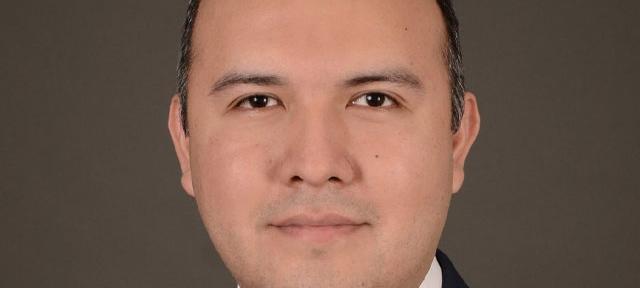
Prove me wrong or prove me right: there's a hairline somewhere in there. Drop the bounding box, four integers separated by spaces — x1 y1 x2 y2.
176 0 465 135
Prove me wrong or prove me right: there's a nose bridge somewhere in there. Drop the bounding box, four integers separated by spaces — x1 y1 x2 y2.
281 102 356 188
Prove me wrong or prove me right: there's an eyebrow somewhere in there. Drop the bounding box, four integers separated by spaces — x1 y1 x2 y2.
209 72 286 94
209 68 424 95
343 69 423 90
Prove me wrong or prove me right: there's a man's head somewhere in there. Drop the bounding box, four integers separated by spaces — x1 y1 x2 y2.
168 0 480 287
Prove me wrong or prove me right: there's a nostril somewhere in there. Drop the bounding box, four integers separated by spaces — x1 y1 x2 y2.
288 175 342 186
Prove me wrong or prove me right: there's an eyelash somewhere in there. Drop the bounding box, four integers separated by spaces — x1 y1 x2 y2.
233 92 399 110
233 94 281 110
350 91 399 109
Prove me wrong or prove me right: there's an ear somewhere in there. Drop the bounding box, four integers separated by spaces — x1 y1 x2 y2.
452 92 481 194
168 94 195 197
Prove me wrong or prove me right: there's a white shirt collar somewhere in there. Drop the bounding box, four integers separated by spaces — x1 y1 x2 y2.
236 256 442 288
420 256 443 288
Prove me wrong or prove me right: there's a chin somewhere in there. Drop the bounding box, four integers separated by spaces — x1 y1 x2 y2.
224 241 428 288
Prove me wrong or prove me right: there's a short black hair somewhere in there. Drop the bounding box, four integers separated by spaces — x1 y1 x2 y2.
176 0 465 134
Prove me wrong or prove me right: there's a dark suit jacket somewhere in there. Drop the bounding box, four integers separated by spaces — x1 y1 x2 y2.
436 249 469 288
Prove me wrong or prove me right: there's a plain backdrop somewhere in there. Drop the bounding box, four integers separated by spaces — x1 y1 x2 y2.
1 0 638 287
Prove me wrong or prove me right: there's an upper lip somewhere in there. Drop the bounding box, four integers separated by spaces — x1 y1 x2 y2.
270 213 367 227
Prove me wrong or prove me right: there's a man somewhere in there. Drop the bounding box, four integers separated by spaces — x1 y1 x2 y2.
168 0 480 287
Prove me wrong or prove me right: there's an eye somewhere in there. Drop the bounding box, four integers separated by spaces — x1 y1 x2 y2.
235 94 281 109
351 92 398 108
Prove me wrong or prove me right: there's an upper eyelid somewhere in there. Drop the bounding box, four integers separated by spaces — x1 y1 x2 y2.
351 91 400 105
232 90 400 108
232 93 281 107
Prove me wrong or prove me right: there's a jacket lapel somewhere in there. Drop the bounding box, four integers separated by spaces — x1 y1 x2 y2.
436 249 469 288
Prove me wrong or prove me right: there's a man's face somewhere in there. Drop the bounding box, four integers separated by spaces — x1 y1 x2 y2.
169 0 479 287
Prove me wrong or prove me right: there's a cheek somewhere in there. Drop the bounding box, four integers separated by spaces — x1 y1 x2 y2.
352 114 452 254
189 125 276 239
368 136 451 222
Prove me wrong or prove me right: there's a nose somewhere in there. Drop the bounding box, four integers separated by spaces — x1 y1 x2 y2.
277 106 359 189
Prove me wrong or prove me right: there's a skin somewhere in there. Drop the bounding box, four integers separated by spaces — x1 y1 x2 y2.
168 0 480 287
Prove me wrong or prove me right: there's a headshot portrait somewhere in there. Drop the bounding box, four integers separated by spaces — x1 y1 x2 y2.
167 0 479 287
1 0 638 287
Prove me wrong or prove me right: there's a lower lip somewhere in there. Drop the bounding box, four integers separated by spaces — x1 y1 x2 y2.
271 224 366 243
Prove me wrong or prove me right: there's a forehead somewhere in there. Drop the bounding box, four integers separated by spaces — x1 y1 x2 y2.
190 0 447 83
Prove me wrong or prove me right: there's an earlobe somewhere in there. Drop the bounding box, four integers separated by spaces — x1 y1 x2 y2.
451 92 481 194
168 94 195 197
181 170 195 198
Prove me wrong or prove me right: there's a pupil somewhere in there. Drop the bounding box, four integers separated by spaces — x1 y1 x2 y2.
366 93 385 107
249 95 269 108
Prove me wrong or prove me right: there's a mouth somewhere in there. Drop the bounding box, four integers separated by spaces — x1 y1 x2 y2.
268 213 369 243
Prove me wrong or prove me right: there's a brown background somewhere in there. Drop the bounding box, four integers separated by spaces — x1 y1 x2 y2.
1 0 638 287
